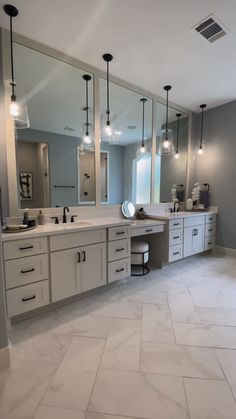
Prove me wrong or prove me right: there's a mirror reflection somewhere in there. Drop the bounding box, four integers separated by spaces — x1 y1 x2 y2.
155 102 189 203
100 79 152 205
14 43 95 209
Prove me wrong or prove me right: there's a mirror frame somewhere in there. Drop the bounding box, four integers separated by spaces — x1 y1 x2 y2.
1 28 192 216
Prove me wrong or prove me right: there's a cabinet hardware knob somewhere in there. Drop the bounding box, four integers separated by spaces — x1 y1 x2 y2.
116 248 125 252
21 268 35 274
116 268 124 272
82 251 86 262
77 252 81 263
22 295 36 302
116 231 125 235
145 229 153 232
19 245 34 251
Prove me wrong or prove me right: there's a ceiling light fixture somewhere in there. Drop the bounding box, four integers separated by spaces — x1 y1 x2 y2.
198 104 207 155
137 98 147 155
174 113 182 159
82 74 92 145
159 85 174 155
3 3 29 128
103 53 113 136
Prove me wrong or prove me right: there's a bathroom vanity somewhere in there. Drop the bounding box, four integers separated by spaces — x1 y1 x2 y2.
1 211 216 320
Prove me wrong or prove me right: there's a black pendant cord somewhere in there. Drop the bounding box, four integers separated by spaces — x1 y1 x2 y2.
176 113 182 154
165 90 169 140
10 15 16 99
199 104 207 149
85 79 89 135
140 98 147 147
106 60 110 124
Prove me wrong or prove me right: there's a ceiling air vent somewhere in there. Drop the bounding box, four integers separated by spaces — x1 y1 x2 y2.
194 15 227 43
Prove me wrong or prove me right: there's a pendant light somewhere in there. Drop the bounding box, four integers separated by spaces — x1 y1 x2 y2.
159 85 174 155
103 53 113 137
137 98 147 154
3 4 30 129
82 74 92 145
198 104 207 155
174 113 182 159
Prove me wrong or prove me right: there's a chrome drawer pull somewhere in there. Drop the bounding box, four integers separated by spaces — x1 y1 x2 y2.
116 248 125 252
19 245 34 251
173 251 180 255
145 229 153 232
116 268 124 273
22 295 36 302
21 268 35 274
116 231 125 235
173 236 180 239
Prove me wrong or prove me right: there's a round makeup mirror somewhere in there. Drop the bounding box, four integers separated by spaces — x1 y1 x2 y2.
121 201 135 218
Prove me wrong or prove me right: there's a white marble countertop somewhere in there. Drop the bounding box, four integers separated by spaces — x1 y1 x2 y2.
1 217 131 242
146 209 217 221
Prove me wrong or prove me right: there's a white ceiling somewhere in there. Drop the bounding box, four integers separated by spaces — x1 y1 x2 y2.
1 0 235 112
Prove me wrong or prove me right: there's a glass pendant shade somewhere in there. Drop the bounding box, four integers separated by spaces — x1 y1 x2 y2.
159 128 174 155
101 112 121 144
12 99 30 129
81 122 94 149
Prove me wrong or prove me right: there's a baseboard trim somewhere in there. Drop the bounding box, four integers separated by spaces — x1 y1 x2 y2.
0 345 10 371
215 246 236 257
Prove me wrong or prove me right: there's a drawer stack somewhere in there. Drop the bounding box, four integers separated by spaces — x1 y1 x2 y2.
107 225 131 283
168 218 183 262
3 237 49 317
204 214 216 250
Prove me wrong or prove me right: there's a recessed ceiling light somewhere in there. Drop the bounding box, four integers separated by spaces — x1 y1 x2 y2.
127 125 137 129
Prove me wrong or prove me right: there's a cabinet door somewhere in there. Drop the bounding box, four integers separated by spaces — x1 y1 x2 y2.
81 243 106 292
51 248 82 302
184 225 204 258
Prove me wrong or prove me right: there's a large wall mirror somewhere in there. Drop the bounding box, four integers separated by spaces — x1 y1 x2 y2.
14 43 95 209
155 101 189 203
99 79 152 205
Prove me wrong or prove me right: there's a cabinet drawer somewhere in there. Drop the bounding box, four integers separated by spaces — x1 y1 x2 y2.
205 237 215 251
205 223 216 238
108 258 131 283
108 225 131 241
50 229 106 251
184 216 205 228
3 237 48 260
6 280 49 317
5 254 48 290
169 218 183 230
108 239 131 262
132 224 164 237
205 214 216 224
169 228 183 246
169 244 183 262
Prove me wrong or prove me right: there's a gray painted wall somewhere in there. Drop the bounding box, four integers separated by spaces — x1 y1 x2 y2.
190 100 236 249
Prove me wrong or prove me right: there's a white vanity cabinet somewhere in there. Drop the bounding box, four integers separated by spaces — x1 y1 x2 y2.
183 216 205 258
107 225 131 283
50 229 107 302
3 237 50 317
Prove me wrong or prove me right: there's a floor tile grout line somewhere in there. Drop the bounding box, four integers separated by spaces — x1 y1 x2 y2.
166 292 177 344
214 348 236 403
182 377 192 419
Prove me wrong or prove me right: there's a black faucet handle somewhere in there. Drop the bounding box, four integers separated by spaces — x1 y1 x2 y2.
70 215 78 223
51 216 59 224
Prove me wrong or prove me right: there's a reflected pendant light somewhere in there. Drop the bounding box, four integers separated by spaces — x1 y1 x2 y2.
198 104 207 155
138 98 147 154
103 53 113 137
82 74 92 145
174 113 182 159
159 85 174 155
3 4 30 129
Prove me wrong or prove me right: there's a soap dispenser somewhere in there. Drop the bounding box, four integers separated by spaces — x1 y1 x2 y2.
38 210 45 225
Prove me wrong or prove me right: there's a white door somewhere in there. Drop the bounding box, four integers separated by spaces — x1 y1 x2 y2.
81 243 106 292
184 225 205 258
51 247 82 302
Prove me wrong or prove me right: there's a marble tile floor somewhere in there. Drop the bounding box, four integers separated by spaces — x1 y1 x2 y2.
1 254 236 418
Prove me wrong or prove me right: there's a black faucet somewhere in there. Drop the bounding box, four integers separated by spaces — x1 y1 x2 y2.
173 200 180 213
63 207 69 223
